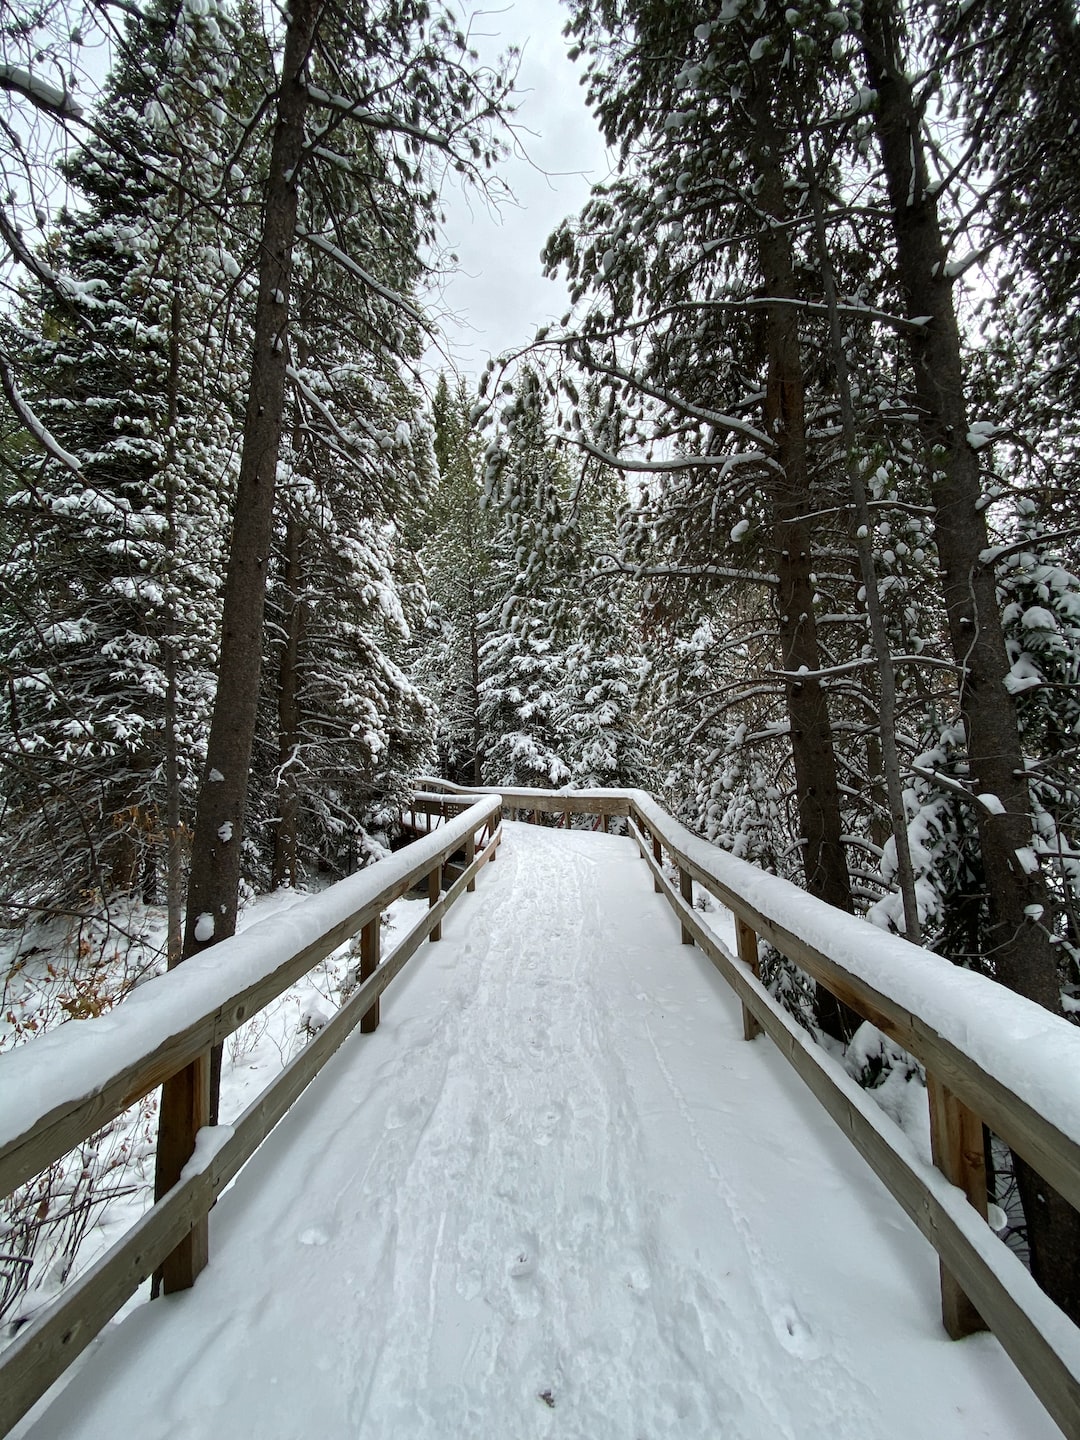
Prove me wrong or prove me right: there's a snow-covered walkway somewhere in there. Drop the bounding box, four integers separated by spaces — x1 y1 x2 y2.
17 824 1056 1439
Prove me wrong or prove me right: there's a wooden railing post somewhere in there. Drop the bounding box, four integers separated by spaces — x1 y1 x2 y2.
429 860 442 940
154 1053 211 1293
564 808 572 830
601 811 609 834
360 916 380 1033
651 831 663 892
927 1073 989 1338
734 916 763 1041
466 832 476 892
679 867 694 944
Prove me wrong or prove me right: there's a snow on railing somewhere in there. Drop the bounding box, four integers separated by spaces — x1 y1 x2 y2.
423 777 1080 1438
0 793 501 1436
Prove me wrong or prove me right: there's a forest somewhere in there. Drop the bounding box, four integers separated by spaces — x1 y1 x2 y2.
1 0 1080 1335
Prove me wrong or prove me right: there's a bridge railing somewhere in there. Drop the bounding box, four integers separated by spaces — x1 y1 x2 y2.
422 777 1080 1438
0 792 501 1436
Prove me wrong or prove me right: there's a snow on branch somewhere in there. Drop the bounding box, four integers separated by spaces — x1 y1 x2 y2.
298 231 427 326
593 559 779 587
0 63 83 120
982 526 1080 567
0 347 82 474
579 437 774 478
909 763 1012 816
774 654 960 682
286 364 378 450
570 353 773 449
304 86 450 151
0 212 95 326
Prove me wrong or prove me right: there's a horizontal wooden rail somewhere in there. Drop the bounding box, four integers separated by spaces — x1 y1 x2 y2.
416 776 631 818
0 796 501 1436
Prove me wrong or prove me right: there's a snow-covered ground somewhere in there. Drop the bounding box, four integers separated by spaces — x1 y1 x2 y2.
13 823 1056 1438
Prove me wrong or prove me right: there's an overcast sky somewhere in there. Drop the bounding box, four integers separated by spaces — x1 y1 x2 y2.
424 0 612 382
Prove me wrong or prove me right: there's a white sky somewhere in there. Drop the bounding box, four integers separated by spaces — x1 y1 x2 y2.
424 0 612 382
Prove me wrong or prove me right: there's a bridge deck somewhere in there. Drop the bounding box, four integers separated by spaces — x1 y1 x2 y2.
16 824 1055 1439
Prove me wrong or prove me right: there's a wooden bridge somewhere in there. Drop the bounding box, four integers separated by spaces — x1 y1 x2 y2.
1 783 1079 1437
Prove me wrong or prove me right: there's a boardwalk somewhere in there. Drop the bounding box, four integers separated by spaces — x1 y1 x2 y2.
15 824 1056 1439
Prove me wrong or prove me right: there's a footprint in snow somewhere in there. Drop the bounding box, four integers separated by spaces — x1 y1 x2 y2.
533 1103 563 1145
508 1249 537 1279
772 1303 815 1356
384 1100 420 1130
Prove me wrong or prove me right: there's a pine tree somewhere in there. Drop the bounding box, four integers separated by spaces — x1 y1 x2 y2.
0 0 251 919
261 118 438 888
414 374 491 785
477 370 574 788
563 446 647 791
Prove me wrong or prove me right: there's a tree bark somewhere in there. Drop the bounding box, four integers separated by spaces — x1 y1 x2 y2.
798 115 922 944
272 516 306 888
748 85 856 1040
860 0 1080 1321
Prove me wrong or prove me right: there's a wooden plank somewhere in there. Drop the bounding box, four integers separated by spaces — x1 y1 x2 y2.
928 1073 989 1338
652 832 663 893
0 819 503 1438
360 917 380 1033
465 833 476 893
734 916 763 1042
679 867 694 945
650 869 1080 1437
154 1051 210 1293
0 797 501 1204
429 861 443 942
628 804 1080 1219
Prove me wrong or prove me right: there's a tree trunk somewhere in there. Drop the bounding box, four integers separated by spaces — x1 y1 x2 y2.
860 0 1080 1321
272 516 306 888
157 0 321 1202
163 261 185 967
748 86 856 1040
469 594 483 786
798 114 922 944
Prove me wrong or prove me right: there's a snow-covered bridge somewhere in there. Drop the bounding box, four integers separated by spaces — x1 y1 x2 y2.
3 791 1080 1438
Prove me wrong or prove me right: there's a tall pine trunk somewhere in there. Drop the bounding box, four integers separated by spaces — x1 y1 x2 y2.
155 0 321 1228
748 86 856 1040
860 0 1080 1322
272 516 306 888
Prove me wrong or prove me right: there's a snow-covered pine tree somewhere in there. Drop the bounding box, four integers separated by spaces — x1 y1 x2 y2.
259 114 437 889
0 0 253 921
477 369 575 789
414 374 492 786
179 0 515 970
562 434 648 792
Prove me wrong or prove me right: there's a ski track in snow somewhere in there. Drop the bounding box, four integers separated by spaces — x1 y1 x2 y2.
15 824 1057 1440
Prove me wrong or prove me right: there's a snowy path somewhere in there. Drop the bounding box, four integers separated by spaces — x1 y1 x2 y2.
18 825 1055 1439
